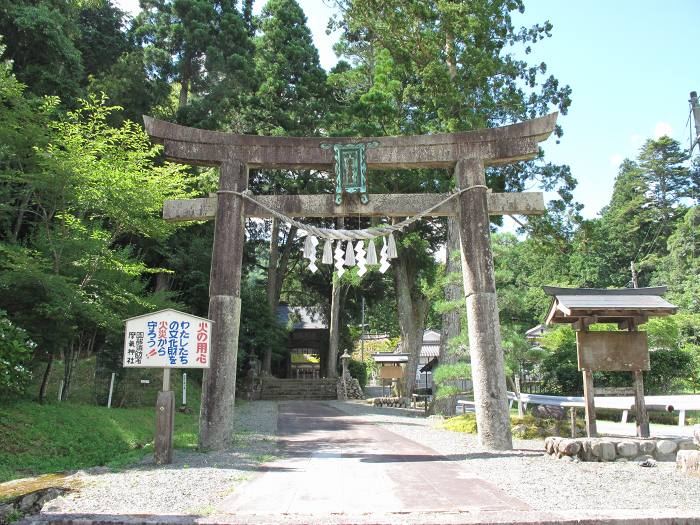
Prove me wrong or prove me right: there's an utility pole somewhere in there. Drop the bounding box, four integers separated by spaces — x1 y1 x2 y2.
690 91 700 153
630 261 638 289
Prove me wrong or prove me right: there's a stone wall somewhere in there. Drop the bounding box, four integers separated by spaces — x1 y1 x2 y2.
544 436 697 463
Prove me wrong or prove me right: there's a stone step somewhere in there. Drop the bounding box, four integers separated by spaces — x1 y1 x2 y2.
260 378 338 401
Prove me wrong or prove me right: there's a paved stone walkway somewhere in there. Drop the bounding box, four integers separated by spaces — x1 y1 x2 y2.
218 401 527 516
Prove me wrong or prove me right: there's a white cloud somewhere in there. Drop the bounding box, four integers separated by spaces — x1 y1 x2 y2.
653 121 674 139
609 153 623 167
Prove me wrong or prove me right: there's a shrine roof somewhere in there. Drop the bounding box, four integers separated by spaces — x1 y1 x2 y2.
276 306 327 330
543 286 678 325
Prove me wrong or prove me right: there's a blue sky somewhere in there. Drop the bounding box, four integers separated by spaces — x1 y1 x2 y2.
117 0 698 219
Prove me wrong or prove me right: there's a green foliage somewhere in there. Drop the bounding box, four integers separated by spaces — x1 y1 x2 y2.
538 326 581 395
347 359 368 388
239 282 288 371
440 414 478 434
0 310 34 398
0 401 199 482
645 348 695 394
253 0 327 136
432 361 471 398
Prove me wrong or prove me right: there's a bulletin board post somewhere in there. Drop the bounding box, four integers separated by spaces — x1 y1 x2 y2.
155 369 175 464
123 309 213 466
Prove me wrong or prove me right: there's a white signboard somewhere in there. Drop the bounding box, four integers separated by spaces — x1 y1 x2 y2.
123 309 212 368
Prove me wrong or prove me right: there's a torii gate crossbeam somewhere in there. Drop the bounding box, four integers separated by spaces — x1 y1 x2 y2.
144 113 558 452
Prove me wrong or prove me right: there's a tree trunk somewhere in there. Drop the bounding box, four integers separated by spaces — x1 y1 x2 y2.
431 217 463 416
394 244 429 399
38 353 54 404
178 54 191 110
12 190 32 242
263 220 297 375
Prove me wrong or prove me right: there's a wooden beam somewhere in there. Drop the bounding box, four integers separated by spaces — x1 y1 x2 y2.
582 370 597 438
163 192 545 222
144 113 558 170
633 370 650 438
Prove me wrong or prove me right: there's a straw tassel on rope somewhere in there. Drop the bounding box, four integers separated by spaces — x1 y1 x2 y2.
366 238 377 265
322 238 333 264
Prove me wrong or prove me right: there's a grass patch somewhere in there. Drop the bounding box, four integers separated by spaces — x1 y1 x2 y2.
439 413 584 439
0 401 199 482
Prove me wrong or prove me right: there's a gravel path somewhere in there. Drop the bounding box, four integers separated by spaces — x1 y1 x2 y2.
329 401 700 512
43 401 279 516
38 399 700 517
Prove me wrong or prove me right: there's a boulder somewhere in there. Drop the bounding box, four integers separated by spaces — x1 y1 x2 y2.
19 492 40 512
547 437 562 455
558 439 582 456
678 440 697 451
580 440 597 462
530 405 566 420
677 450 700 476
639 441 656 455
656 440 678 455
591 441 616 461
616 441 639 458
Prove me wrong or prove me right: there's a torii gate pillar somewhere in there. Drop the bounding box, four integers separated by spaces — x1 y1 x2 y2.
200 160 247 450
456 158 512 449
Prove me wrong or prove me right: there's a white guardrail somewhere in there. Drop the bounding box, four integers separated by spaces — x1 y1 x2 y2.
456 393 700 427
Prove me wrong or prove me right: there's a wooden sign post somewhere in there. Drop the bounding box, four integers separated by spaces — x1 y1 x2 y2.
123 309 213 465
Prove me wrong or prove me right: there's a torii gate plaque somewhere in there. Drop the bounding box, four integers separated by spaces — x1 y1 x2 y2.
144 113 558 451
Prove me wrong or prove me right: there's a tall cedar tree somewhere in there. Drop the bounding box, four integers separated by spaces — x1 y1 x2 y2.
252 0 330 373
328 0 573 396
134 0 255 130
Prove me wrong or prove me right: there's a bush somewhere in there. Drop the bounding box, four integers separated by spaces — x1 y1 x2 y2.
439 412 585 438
347 359 368 388
0 310 35 399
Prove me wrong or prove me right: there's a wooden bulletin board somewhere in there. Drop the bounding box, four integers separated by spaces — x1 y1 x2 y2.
576 331 650 371
380 365 404 379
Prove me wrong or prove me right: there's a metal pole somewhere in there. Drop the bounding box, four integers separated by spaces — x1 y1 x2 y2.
182 372 187 405
107 373 115 408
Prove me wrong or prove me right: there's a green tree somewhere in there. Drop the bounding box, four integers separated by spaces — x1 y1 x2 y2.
0 309 35 399
133 0 255 129
0 0 84 98
253 0 327 136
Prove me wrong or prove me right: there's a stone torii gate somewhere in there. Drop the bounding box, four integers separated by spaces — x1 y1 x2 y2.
144 113 558 451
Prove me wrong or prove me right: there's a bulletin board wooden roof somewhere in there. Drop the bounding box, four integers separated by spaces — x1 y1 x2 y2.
543 286 678 325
